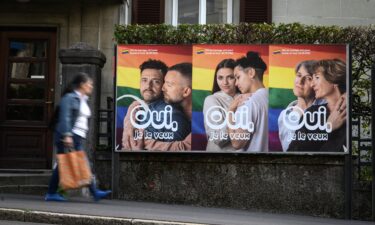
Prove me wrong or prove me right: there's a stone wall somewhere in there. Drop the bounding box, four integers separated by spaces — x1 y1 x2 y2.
96 152 350 219
273 0 375 26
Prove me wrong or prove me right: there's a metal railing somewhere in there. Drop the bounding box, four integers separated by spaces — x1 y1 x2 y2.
352 113 372 182
96 97 114 151
351 64 373 220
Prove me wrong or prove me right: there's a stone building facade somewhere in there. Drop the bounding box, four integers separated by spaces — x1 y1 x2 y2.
0 0 121 169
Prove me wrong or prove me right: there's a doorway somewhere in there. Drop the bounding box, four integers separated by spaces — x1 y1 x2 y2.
0 28 56 169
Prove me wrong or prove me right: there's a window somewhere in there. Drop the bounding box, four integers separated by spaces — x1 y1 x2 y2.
129 0 165 24
178 0 199 24
240 0 271 23
206 0 228 24
127 0 271 25
167 0 237 25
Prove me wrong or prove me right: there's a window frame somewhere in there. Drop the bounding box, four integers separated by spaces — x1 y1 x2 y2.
169 0 235 26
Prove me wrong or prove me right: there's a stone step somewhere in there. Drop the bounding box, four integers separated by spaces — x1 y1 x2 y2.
0 185 48 196
0 169 51 174
0 173 51 186
0 170 93 197
0 171 51 196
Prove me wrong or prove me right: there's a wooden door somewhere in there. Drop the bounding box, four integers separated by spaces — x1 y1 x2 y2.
0 28 56 169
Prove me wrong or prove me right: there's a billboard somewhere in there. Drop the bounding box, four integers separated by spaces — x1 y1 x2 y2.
115 44 349 153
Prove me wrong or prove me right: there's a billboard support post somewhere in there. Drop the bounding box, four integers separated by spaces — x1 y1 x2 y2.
345 153 352 219
112 45 119 199
344 45 353 220
372 59 375 221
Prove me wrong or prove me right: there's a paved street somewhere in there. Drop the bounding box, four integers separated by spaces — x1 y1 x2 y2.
0 194 373 225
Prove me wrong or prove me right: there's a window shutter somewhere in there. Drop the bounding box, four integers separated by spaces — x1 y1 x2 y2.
132 0 165 24
240 0 271 23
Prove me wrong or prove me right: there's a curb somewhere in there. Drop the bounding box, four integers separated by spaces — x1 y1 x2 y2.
0 208 208 225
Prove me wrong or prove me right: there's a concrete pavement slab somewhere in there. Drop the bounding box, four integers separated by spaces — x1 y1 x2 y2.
0 194 373 225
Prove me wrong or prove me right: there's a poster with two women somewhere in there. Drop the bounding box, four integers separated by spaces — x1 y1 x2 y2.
115 44 349 153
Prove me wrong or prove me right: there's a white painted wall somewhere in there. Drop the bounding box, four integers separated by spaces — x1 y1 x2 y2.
273 0 375 26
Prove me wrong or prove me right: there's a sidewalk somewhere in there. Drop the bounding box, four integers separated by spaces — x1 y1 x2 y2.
0 194 372 225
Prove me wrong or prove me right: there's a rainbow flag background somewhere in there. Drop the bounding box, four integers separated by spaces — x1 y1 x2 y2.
192 45 269 150
268 45 347 151
115 45 192 150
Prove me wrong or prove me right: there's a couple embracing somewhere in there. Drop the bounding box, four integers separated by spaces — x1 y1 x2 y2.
122 60 192 151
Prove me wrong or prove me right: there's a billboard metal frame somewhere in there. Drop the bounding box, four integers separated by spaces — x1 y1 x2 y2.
344 44 352 219
372 59 375 221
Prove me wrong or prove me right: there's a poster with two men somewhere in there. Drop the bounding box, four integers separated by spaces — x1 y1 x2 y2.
115 44 349 153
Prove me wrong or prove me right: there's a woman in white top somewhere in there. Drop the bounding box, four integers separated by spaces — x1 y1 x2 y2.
203 59 239 152
45 72 111 202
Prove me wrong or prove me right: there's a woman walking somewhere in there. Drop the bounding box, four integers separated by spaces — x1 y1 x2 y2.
45 72 111 201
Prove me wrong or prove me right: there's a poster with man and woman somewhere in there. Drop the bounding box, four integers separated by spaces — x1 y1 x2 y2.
115 44 349 153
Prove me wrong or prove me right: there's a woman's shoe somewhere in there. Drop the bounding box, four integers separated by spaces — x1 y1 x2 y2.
92 189 112 201
45 193 67 202
89 179 111 201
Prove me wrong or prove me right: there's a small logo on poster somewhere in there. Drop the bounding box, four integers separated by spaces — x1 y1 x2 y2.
272 49 311 55
121 49 158 55
196 49 205 54
197 49 234 55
